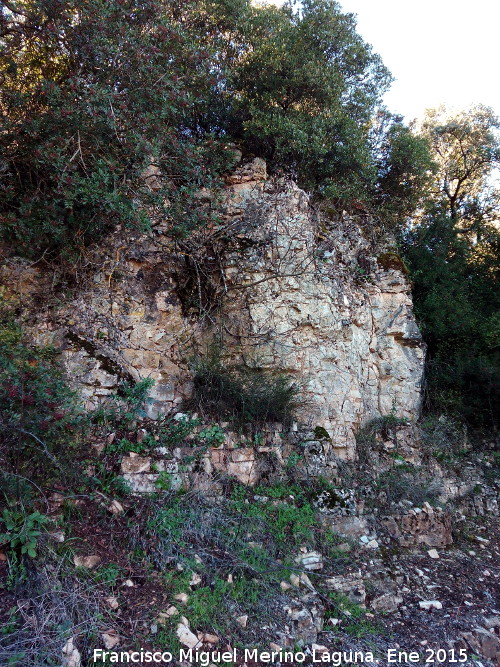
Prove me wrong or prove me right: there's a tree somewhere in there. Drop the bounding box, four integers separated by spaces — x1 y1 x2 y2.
373 113 436 226
420 105 500 224
0 0 236 258
226 0 392 199
402 106 500 430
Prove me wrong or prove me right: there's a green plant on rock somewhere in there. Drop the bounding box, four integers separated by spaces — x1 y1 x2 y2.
105 437 148 456
155 471 174 492
325 592 381 638
198 424 226 447
192 352 302 426
93 378 155 428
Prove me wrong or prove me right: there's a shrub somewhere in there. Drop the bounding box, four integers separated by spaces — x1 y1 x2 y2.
420 415 468 462
0 507 49 559
191 354 302 426
0 0 235 258
375 465 442 506
0 322 86 484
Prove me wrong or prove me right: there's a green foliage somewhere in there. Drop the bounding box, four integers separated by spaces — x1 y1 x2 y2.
419 105 500 223
154 414 200 449
326 592 381 638
92 378 154 431
154 471 174 492
227 0 391 200
0 0 235 257
87 464 131 497
91 563 123 587
0 320 86 482
198 424 226 447
0 506 49 558
373 114 436 225
403 206 499 429
192 352 301 425
400 106 499 431
105 437 147 456
0 0 407 258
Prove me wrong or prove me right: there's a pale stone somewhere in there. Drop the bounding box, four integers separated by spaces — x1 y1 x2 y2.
419 600 442 610
295 551 323 570
120 456 151 474
62 637 81 667
50 530 65 543
325 574 366 607
176 623 202 649
73 555 101 569
427 549 440 559
190 572 202 587
105 596 119 610
101 630 120 649
8 159 424 464
236 615 248 628
108 500 125 515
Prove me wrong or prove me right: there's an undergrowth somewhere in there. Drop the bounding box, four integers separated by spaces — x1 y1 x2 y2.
191 351 302 427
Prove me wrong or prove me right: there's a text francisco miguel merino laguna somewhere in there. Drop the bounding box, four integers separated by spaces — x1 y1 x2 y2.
93 646 468 664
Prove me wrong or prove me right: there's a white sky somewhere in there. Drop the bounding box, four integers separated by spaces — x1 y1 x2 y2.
261 0 500 123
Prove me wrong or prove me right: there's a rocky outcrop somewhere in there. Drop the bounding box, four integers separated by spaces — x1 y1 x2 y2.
1 158 425 459
221 161 424 457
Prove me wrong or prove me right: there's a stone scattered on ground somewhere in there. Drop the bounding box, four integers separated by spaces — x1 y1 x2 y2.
176 622 202 649
73 555 101 569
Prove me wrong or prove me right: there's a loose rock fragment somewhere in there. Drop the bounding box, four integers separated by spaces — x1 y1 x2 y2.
73 555 101 569
104 596 119 610
236 615 248 628
419 600 442 610
101 630 120 649
177 623 202 649
62 637 81 667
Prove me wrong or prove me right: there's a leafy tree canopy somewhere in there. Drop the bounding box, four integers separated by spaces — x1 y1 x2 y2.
1 0 419 258
402 106 500 429
226 0 392 197
0 0 238 257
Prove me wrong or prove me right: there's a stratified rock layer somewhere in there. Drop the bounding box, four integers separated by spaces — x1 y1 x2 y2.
1 159 425 459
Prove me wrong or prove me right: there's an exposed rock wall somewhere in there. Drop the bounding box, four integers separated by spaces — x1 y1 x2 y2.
1 158 425 459
220 161 424 457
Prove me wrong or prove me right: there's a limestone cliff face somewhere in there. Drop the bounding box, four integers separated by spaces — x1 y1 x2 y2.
1 159 425 459
219 160 425 457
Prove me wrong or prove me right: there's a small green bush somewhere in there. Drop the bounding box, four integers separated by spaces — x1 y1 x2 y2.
191 354 301 425
0 507 49 558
